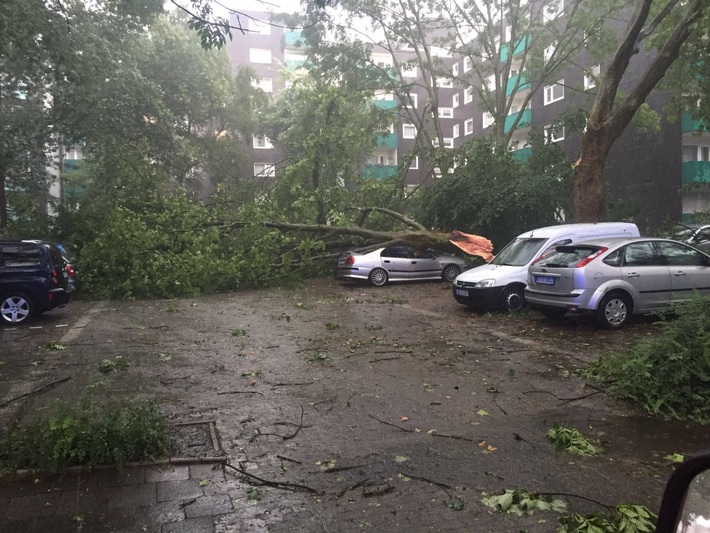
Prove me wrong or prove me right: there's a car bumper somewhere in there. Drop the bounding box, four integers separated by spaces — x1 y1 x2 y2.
452 285 505 309
524 288 593 314
336 267 370 281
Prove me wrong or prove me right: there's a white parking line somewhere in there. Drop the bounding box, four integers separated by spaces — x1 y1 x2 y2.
60 302 106 344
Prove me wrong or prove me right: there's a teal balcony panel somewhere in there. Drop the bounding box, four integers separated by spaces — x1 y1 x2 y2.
63 159 84 173
500 36 528 63
284 31 304 47
505 74 532 97
681 112 707 133
285 59 307 71
512 146 532 161
375 100 398 111
504 108 532 134
376 133 398 148
681 161 710 184
363 165 398 179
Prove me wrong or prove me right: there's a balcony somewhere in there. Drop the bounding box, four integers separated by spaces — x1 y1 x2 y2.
376 133 398 148
363 165 398 179
505 74 532 97
504 108 532 134
681 161 710 184
681 112 707 133
285 59 306 71
63 159 84 174
500 36 528 63
512 146 532 161
284 31 304 47
375 99 398 111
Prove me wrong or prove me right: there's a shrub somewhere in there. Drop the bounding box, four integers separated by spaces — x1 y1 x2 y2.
584 295 710 423
0 402 175 475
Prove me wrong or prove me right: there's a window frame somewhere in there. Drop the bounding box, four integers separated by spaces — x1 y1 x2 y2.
543 80 564 105
402 123 417 139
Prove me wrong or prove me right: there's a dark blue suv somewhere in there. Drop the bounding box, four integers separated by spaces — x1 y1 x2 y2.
0 241 74 325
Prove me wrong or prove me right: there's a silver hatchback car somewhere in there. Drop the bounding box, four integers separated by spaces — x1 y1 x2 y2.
525 237 710 328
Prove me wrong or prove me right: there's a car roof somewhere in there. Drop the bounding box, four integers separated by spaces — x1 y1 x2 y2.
573 237 699 248
518 222 638 239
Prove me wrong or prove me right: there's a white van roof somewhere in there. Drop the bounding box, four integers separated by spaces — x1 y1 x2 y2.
519 222 639 239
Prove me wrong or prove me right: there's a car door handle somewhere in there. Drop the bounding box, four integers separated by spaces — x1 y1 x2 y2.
383 260 391 263
626 272 640 278
673 271 686 276
411 261 418 264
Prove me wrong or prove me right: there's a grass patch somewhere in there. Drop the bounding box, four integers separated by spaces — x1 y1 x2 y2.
0 402 174 475
98 355 130 374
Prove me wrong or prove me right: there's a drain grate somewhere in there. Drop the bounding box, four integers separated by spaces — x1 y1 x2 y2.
170 420 225 458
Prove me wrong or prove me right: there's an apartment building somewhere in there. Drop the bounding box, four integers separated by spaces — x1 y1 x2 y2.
226 8 709 226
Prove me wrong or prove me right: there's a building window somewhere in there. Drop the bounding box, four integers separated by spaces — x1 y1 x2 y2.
464 86 473 104
482 111 494 129
544 124 565 143
402 65 418 78
453 124 460 138
433 167 442 178
544 41 557 64
463 57 472 72
504 25 512 42
465 118 474 135
484 74 496 92
544 80 564 105
584 64 600 90
543 0 564 22
443 138 454 149
403 124 417 139
409 156 419 169
249 48 272 64
252 78 273 92
452 62 459 77
248 19 271 35
437 77 454 88
254 163 275 177
452 93 459 108
438 107 454 118
405 93 418 109
683 145 710 162
253 136 273 149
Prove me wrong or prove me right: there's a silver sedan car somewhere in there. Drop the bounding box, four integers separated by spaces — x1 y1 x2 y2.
337 245 468 287
525 237 710 328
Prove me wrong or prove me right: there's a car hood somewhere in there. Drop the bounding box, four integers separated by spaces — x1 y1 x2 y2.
456 262 525 283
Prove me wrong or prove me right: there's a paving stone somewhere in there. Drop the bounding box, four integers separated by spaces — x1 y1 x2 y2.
4 492 61 522
107 482 157 509
149 500 186 524
96 466 147 487
189 463 225 482
184 494 233 519
157 479 204 503
162 516 215 532
146 465 190 483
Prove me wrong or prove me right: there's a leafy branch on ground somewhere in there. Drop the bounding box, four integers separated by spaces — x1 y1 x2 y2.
547 424 600 456
584 295 710 424
98 355 131 374
482 489 567 516
0 402 174 475
558 504 656 533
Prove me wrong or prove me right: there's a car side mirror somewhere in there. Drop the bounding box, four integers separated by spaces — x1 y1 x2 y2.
656 452 710 532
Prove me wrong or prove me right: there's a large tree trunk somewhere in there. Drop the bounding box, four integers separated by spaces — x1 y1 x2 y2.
0 168 7 232
572 129 614 222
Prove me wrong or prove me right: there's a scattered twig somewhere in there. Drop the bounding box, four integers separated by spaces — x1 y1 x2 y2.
335 478 368 500
250 406 306 441
277 455 302 465
314 398 335 413
179 498 196 509
323 465 365 474
522 389 601 402
543 491 613 510
0 376 71 408
362 484 395 497
399 471 453 491
430 432 476 442
223 462 320 494
217 390 264 396
372 350 413 354
345 392 357 407
264 381 314 386
368 414 414 433
368 356 402 363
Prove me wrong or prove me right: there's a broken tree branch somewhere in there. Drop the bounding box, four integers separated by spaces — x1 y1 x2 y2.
0 376 71 408
222 462 320 494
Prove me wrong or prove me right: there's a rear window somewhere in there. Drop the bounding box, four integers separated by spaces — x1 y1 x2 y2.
1 245 41 268
536 245 602 268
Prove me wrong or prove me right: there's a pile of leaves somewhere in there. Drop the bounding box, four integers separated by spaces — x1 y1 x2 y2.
584 295 710 423
558 505 656 533
482 489 567 516
0 402 175 475
547 424 600 456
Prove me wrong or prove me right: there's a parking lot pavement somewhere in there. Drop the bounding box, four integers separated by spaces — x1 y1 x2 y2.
0 461 231 532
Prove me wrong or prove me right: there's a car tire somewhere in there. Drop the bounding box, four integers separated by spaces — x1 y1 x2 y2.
442 264 461 282
538 306 566 320
595 292 631 329
501 285 525 312
368 268 389 287
0 294 34 325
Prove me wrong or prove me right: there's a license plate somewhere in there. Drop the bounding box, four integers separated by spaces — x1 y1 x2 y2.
534 275 555 285
455 288 469 297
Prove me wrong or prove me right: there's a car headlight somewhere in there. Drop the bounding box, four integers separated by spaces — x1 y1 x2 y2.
475 279 495 288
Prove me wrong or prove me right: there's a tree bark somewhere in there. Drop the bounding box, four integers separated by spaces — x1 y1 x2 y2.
571 129 613 222
0 167 7 232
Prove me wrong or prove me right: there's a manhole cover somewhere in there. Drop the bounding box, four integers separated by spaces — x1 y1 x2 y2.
169 420 225 458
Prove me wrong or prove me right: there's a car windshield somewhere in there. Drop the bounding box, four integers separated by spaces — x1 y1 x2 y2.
536 245 602 268
490 238 547 266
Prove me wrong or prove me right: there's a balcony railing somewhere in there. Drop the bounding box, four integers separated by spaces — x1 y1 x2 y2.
363 165 398 179
681 161 710 184
500 36 528 63
505 74 532 97
512 146 532 161
504 108 532 133
681 112 707 133
375 133 398 148
284 31 304 47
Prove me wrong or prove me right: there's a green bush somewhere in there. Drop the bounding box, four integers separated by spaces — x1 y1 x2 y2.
585 295 710 423
0 402 175 475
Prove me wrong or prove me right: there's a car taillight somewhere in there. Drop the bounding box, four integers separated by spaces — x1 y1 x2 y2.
346 255 355 266
575 247 608 268
66 264 75 277
50 269 58 285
